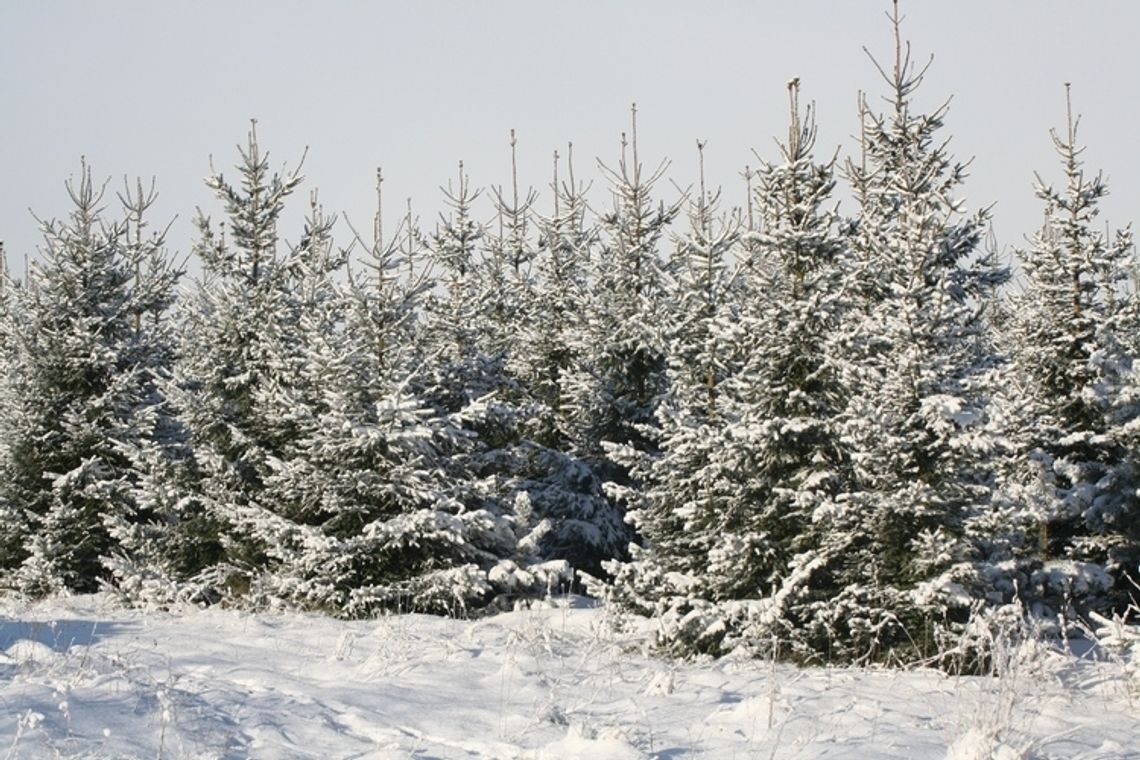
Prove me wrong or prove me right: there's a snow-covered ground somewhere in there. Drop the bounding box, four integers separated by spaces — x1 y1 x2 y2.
0 595 1137 759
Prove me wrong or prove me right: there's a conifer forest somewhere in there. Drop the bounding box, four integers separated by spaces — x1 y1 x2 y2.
1 5 1138 671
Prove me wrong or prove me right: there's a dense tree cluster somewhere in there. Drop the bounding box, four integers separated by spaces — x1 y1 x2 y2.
1 6 1136 666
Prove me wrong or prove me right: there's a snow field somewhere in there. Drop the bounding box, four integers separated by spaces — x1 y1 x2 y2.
1 594 1138 759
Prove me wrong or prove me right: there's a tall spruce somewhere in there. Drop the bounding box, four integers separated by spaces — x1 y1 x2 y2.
703 82 849 658
0 164 179 595
116 124 314 602
819 3 1009 662
608 83 850 659
515 147 631 576
562 106 681 575
997 85 1139 614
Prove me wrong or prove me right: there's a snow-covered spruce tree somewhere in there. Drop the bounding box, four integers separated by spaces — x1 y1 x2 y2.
434 138 626 583
417 152 575 603
0 244 23 571
603 137 741 649
995 85 1139 615
194 190 354 609
511 146 630 576
109 125 311 604
418 162 512 511
562 106 681 568
0 164 179 596
818 5 1009 663
460 134 540 492
609 84 851 660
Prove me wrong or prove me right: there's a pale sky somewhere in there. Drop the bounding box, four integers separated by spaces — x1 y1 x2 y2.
2 2 1138 277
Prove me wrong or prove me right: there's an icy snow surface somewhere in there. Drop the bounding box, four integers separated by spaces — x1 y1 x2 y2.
0 594 1137 759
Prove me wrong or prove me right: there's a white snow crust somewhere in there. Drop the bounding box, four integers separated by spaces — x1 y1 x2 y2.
0 594 1137 759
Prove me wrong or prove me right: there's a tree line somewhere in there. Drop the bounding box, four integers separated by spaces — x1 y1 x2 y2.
1 7 1136 666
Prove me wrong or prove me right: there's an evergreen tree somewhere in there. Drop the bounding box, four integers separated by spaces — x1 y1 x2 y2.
112 125 310 602
603 136 740 648
561 106 681 574
513 147 631 577
417 150 576 602
609 83 850 659
817 3 1009 662
997 85 1139 614
0 164 179 595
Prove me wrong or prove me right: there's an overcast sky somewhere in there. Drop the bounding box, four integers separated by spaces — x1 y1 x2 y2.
2 2 1138 277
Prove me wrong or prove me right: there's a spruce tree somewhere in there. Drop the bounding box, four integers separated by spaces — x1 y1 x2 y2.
114 124 320 602
997 85 1139 614
0 164 179 595
609 84 850 659
115 192 339 606
603 136 740 650
561 106 681 574
583 107 679 459
819 3 1009 661
0 243 23 572
517 146 629 576
418 150 576 602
